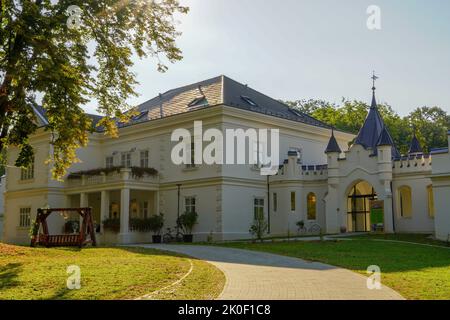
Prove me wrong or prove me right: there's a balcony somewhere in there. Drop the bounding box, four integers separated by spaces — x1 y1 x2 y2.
65 167 159 190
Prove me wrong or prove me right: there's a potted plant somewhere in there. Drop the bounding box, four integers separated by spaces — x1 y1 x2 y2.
178 211 198 242
148 213 164 243
296 220 305 233
64 220 80 234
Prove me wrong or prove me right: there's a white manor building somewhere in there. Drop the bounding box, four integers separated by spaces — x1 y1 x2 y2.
2 75 450 244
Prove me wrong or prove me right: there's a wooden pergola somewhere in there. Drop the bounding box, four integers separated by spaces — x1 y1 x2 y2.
30 207 97 248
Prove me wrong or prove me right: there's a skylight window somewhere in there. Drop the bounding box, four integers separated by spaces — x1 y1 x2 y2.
290 108 304 117
132 111 148 121
240 95 258 107
188 96 209 108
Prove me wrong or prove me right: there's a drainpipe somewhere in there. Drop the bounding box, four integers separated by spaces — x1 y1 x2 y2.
176 184 181 234
267 175 270 234
390 181 396 233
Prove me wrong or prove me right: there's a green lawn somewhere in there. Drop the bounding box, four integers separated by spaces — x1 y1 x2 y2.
218 235 450 300
0 244 224 300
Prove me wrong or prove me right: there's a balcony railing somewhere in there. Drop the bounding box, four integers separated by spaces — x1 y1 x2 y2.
66 168 158 188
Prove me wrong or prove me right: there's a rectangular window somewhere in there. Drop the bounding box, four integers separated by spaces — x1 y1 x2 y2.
290 192 296 211
19 207 31 227
273 193 278 212
121 152 132 168
254 198 264 220
186 142 196 168
20 162 34 180
185 197 196 214
140 150 149 168
141 201 149 219
106 156 114 168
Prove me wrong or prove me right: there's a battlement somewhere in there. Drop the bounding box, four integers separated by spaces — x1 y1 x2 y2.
392 153 432 174
276 163 328 180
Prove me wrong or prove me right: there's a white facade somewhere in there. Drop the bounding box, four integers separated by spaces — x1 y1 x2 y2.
2 76 450 243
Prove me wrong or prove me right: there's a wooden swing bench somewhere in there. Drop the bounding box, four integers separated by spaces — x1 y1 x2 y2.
31 207 96 248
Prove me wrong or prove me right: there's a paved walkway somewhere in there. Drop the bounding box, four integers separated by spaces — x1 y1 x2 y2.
134 244 404 300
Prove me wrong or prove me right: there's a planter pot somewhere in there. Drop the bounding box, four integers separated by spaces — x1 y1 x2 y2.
152 235 162 243
183 234 193 243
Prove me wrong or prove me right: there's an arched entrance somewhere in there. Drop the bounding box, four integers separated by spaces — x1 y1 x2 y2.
347 181 382 232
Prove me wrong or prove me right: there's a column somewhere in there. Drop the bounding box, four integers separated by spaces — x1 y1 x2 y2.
80 192 88 207
119 188 130 242
154 191 160 215
100 190 110 232
80 192 88 226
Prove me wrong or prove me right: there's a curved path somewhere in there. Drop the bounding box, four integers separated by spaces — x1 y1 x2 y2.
133 244 404 300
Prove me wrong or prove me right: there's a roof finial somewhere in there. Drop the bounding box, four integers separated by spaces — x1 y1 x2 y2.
370 71 379 109
371 71 378 92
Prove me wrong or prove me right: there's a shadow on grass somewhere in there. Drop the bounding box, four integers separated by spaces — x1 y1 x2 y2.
0 263 22 290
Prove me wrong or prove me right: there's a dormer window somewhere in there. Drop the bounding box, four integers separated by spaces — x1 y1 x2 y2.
240 95 258 107
188 96 208 109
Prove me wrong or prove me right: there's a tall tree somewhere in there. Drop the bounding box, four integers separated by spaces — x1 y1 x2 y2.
284 99 448 154
0 0 188 179
408 106 450 152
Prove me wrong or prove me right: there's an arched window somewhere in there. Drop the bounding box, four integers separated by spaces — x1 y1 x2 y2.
307 193 317 220
398 186 412 218
427 185 435 218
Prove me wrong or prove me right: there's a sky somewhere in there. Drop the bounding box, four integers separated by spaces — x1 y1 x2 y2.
85 0 450 116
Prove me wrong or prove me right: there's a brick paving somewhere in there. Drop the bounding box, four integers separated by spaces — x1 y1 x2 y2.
134 244 404 300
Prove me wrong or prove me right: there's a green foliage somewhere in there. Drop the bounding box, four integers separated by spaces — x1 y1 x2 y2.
177 211 198 235
102 218 120 232
249 215 268 242
147 214 164 235
284 99 450 153
0 0 189 180
67 166 158 179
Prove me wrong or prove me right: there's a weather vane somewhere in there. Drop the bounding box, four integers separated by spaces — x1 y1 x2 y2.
371 71 378 91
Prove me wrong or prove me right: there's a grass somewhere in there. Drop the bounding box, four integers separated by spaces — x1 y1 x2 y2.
351 233 449 246
0 244 224 300
217 234 450 300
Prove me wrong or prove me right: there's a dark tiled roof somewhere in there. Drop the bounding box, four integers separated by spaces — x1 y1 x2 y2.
325 129 342 153
354 90 400 158
221 76 330 129
377 126 394 146
430 147 449 155
408 133 423 154
32 105 103 129
123 75 331 130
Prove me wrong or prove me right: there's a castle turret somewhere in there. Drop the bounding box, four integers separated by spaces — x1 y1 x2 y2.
376 126 394 180
408 131 423 155
354 76 400 159
325 128 341 185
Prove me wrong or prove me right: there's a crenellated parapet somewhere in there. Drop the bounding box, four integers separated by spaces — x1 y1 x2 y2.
274 159 328 181
392 153 432 174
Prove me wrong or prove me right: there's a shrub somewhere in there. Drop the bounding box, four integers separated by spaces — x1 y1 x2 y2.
103 218 120 232
178 211 198 235
148 214 164 235
249 216 268 242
